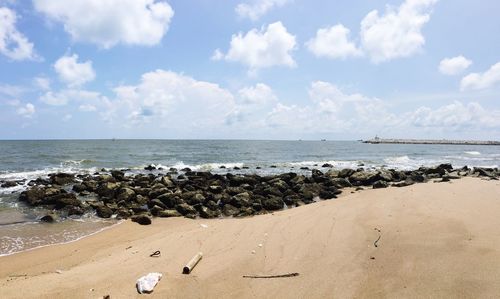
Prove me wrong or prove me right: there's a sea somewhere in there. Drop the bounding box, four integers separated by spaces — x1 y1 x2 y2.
1 139 499 256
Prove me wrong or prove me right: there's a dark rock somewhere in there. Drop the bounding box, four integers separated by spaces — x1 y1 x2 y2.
330 178 352 188
51 193 81 209
131 214 152 225
111 170 125 181
339 168 355 178
1 181 18 188
67 206 84 216
50 173 75 185
150 205 164 216
176 203 197 216
262 196 284 211
96 182 120 198
392 179 414 187
199 206 220 218
116 187 135 202
144 164 156 171
158 209 182 218
322 163 333 168
409 172 426 182
473 167 496 178
40 214 57 223
372 180 389 189
349 171 379 186
319 189 338 199
222 204 240 216
72 183 87 193
231 192 251 207
19 186 46 205
160 176 175 188
96 205 113 218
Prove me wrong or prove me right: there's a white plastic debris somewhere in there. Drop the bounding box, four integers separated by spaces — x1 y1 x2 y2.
258 243 263 247
200 224 208 228
136 272 163 294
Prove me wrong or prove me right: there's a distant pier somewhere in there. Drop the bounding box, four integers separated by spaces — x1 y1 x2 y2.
363 137 500 145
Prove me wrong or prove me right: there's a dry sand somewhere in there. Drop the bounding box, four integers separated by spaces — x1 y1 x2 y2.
1 177 499 298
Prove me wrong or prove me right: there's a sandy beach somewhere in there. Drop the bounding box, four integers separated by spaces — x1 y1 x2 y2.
1 177 499 298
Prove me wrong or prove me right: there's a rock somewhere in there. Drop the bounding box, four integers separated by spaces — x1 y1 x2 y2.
96 205 113 218
96 182 120 198
158 209 182 218
116 208 132 219
392 179 414 187
72 183 87 193
378 170 393 182
322 163 333 168
111 170 125 181
339 168 355 178
175 203 197 217
409 172 426 182
473 167 496 178
349 171 379 186
199 206 219 218
1 181 18 188
50 173 75 185
67 206 84 216
231 192 251 208
222 204 240 216
262 196 284 211
131 215 152 225
319 189 338 199
144 164 156 171
116 187 135 202
150 205 164 216
160 176 175 188
51 193 81 209
330 178 352 188
19 186 47 205
40 214 57 223
372 180 389 189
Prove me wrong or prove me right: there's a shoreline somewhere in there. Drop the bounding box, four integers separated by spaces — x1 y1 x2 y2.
1 177 500 298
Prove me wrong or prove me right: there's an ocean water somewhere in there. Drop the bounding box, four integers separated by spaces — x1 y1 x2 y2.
1 139 499 256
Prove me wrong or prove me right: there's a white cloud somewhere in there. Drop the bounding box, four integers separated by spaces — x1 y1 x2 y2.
0 83 24 97
439 55 472 75
410 101 500 128
16 102 35 118
460 62 500 91
0 7 37 60
79 104 96 112
306 24 362 59
40 89 105 106
33 0 174 48
360 0 438 63
34 76 51 90
238 83 277 105
236 0 290 21
107 70 236 128
218 22 297 71
211 49 223 61
54 54 95 87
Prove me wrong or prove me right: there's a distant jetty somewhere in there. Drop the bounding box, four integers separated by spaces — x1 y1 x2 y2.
363 137 500 145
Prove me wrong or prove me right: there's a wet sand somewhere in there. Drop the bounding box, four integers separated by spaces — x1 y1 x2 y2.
1 177 499 298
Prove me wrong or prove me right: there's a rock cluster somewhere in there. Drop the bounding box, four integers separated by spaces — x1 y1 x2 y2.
6 164 498 224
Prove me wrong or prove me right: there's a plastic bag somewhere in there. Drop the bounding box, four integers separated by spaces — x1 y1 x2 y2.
136 272 163 294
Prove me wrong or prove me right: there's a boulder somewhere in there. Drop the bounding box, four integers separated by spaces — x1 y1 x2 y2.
199 206 220 218
392 179 414 187
160 176 175 188
372 180 389 189
339 168 355 178
131 215 152 225
50 173 75 185
96 182 120 198
19 186 47 205
96 205 113 218
231 192 251 208
330 178 352 188
262 196 284 211
349 171 379 186
175 203 197 216
111 170 125 181
158 209 182 218
116 187 135 202
222 204 240 216
322 163 333 168
1 181 18 188
40 214 57 223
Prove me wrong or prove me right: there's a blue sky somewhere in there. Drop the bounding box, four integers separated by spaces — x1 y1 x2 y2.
0 0 499 140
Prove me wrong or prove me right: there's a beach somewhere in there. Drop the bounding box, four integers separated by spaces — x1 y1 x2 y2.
1 177 499 298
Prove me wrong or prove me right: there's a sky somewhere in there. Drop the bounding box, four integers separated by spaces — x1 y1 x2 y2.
0 0 499 140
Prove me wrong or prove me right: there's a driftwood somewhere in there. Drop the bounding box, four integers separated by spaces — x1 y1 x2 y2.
373 228 381 247
183 252 203 274
243 272 299 279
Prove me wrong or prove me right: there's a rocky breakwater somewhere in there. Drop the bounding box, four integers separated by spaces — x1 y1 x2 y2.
5 164 499 225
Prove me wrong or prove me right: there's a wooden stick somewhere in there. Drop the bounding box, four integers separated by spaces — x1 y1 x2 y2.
243 272 299 278
183 252 203 274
